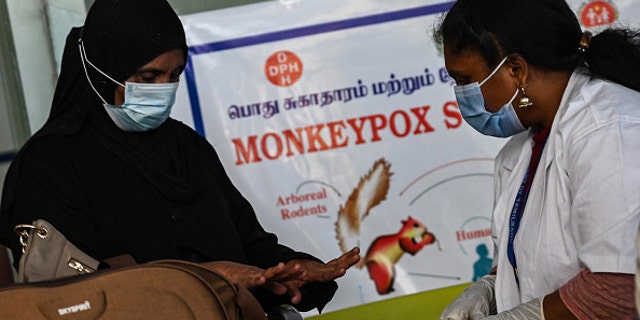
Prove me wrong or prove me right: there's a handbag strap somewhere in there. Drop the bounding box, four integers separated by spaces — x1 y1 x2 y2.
13 224 47 254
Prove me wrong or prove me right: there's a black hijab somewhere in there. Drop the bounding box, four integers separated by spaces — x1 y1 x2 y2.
47 0 187 134
1 0 194 224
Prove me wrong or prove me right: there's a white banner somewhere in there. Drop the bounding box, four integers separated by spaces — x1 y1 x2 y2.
172 0 640 313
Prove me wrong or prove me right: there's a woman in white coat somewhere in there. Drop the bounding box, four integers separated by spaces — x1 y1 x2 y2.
435 0 640 319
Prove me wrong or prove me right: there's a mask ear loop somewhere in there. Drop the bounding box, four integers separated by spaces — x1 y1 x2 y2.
479 56 509 87
479 56 519 107
506 87 520 105
78 39 124 105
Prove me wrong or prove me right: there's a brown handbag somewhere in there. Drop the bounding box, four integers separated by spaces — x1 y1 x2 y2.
0 259 267 319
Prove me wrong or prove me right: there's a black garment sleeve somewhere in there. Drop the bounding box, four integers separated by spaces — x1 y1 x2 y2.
2 137 99 268
253 280 338 313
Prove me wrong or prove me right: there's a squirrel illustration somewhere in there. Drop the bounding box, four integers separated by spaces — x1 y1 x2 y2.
335 158 392 253
334 158 438 295
363 216 437 294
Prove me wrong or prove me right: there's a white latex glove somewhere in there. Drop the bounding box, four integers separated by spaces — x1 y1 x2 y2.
440 274 497 320
479 297 544 320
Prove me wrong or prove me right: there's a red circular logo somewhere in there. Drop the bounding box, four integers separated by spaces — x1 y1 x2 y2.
264 51 303 87
580 1 616 27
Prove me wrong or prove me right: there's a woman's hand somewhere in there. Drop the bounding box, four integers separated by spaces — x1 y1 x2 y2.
274 246 360 304
287 246 361 283
200 260 305 293
201 247 361 305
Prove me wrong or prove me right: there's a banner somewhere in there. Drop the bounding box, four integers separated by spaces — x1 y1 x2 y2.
171 0 640 314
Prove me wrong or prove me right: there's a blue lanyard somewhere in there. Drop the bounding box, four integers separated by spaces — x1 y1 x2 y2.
506 167 532 286
506 130 549 286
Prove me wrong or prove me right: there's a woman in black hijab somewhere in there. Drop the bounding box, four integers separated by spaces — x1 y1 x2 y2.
0 0 360 312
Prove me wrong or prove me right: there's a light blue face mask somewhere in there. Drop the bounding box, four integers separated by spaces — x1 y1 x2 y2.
103 82 178 132
79 40 178 132
453 57 526 137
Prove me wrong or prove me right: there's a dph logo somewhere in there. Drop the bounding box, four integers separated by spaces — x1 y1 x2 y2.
264 51 303 86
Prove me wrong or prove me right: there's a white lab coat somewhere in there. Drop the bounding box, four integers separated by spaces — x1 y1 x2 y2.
492 70 640 312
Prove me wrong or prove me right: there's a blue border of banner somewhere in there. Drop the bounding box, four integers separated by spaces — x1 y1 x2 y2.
183 2 453 137
0 151 15 164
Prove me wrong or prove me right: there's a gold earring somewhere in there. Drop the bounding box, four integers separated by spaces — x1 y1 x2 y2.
518 85 533 108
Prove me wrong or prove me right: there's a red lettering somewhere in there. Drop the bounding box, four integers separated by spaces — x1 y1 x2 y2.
346 118 367 144
456 228 491 241
231 104 449 165
410 106 435 134
232 136 262 165
280 205 328 220
327 121 349 148
443 101 462 129
261 132 282 160
365 114 387 142
282 128 305 156
305 124 330 152
389 110 411 137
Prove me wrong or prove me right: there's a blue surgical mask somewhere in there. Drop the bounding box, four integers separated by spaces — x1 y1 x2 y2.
453 57 525 137
103 82 178 132
79 40 178 132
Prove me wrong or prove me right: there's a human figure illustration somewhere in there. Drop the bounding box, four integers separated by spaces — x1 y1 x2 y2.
587 8 597 25
601 7 610 24
472 244 492 282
